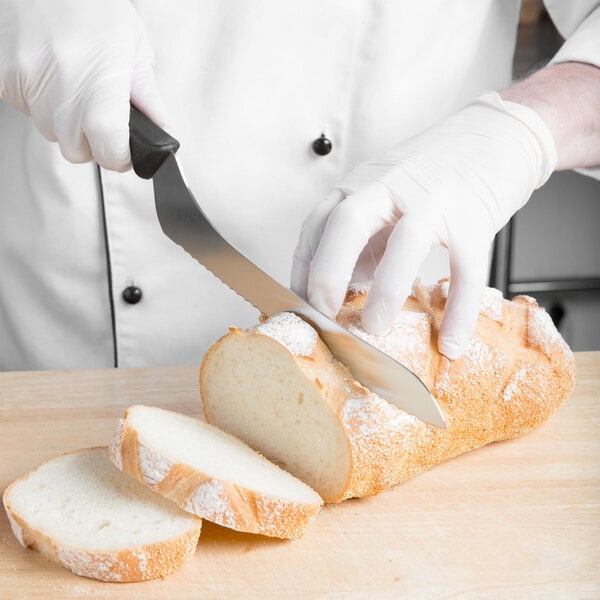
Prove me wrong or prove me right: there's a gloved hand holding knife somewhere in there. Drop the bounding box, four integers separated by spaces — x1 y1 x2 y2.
0 0 167 171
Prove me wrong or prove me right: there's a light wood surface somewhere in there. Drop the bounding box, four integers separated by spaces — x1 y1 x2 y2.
1 353 599 599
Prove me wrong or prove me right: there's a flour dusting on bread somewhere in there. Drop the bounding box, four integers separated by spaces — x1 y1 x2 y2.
527 305 570 357
138 443 174 486
255 313 318 357
181 479 238 529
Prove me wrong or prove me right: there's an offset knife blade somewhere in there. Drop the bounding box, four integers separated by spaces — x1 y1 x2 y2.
129 107 446 428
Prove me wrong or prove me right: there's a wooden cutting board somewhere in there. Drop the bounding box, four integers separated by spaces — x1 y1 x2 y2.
1 353 599 599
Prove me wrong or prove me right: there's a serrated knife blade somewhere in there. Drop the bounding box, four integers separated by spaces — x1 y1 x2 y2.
129 107 446 428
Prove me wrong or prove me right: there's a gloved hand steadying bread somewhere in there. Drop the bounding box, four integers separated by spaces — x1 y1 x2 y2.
292 93 557 360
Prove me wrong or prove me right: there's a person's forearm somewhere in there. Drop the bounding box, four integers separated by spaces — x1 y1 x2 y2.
501 62 600 170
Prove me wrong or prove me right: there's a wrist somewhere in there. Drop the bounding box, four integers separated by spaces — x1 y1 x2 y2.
471 91 557 189
500 62 600 170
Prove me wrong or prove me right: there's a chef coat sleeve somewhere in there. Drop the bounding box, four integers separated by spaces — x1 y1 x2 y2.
543 1 600 178
544 1 600 67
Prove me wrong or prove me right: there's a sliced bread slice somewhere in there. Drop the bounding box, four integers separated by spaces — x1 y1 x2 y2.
2 447 202 582
109 405 323 539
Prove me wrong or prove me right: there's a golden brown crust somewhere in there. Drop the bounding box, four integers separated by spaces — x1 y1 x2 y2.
201 280 576 503
333 281 576 500
109 407 322 540
2 447 202 582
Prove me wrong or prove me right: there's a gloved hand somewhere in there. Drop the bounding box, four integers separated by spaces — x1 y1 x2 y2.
292 92 557 359
0 0 167 171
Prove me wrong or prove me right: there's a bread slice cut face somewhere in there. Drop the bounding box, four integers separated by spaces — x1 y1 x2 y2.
2 447 202 582
109 405 323 539
201 314 358 502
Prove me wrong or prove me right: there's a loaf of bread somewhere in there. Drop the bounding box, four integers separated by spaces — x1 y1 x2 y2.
109 405 323 539
2 448 202 582
200 279 576 503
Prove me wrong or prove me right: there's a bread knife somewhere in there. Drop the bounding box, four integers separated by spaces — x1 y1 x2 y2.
128 106 446 428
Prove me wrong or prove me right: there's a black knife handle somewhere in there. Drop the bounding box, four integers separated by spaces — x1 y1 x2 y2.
129 105 180 179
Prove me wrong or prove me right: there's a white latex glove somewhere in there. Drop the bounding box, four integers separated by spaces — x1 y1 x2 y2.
0 0 167 171
292 92 557 359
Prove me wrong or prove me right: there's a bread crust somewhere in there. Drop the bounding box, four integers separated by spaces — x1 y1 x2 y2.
2 447 202 582
200 280 576 503
109 407 323 540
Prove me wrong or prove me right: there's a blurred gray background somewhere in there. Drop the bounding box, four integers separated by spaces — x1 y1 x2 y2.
491 1 600 351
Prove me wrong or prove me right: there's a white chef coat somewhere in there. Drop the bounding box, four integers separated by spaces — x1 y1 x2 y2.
1 0 599 371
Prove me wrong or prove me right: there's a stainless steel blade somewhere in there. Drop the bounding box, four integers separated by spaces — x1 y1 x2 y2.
152 154 446 427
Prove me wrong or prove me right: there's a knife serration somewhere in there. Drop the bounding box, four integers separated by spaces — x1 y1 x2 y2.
152 153 446 428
